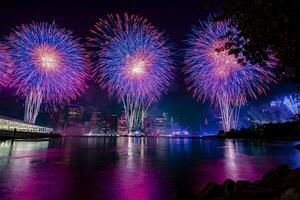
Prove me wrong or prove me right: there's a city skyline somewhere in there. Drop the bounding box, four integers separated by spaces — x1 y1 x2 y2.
0 0 299 131
0 1 299 200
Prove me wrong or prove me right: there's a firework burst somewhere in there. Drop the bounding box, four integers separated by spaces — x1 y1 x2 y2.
7 22 88 123
184 15 277 131
89 13 174 131
0 43 11 88
283 93 300 116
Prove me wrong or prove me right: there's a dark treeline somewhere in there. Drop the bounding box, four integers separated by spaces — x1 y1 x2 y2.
218 120 300 139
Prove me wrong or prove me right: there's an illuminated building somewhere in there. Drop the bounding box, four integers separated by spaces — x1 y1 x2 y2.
118 111 127 135
106 115 118 133
49 109 65 128
0 115 53 133
155 116 166 127
68 105 83 125
154 112 170 135
90 111 103 128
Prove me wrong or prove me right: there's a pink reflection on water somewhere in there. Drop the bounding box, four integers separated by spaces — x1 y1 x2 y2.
223 140 258 180
108 137 161 200
0 138 299 200
195 140 300 190
0 141 73 200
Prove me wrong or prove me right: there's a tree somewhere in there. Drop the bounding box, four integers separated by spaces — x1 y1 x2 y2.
218 0 300 81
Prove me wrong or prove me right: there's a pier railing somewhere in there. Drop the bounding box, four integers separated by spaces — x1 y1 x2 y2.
0 129 52 140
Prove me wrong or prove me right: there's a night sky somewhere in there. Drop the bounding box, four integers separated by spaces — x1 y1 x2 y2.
0 0 298 130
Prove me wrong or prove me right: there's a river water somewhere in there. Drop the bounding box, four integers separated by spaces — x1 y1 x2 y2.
0 137 299 200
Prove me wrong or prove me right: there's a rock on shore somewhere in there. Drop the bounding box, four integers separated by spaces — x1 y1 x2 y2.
172 164 300 200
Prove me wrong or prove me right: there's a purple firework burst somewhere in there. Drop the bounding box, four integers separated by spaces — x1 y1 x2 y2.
184 16 277 105
89 13 174 105
7 22 89 106
0 43 11 88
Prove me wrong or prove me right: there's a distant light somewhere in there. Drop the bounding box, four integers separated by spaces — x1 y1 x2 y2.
183 130 189 135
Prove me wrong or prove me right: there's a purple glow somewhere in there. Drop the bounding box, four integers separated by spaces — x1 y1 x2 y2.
246 93 300 125
283 93 300 116
1 138 299 200
0 43 11 88
7 22 89 107
89 13 174 105
184 15 277 131
89 13 174 131
184 16 277 105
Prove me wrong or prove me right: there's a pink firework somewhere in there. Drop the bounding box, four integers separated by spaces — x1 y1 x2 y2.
184 16 277 131
89 13 174 131
0 43 11 88
89 13 174 105
7 22 89 123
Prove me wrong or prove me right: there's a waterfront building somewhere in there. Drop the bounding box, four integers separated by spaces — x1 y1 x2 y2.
0 115 53 133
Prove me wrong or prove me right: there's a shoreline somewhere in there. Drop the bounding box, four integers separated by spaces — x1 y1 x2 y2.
3 133 300 142
172 164 300 200
55 134 300 141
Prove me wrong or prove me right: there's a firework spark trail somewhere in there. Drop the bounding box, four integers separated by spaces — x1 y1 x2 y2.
283 94 300 116
7 22 88 124
184 15 277 132
89 13 174 132
247 98 293 124
0 43 11 88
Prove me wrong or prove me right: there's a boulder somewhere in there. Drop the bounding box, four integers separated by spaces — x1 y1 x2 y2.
279 188 300 200
198 181 223 200
251 190 276 200
283 167 300 188
235 180 253 192
261 164 290 187
227 192 255 200
223 179 235 194
189 165 300 200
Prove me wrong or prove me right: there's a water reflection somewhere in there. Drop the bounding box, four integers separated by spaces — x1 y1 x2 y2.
110 137 160 200
0 140 50 200
222 140 300 182
0 140 49 169
224 140 239 179
0 137 299 200
223 140 261 181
